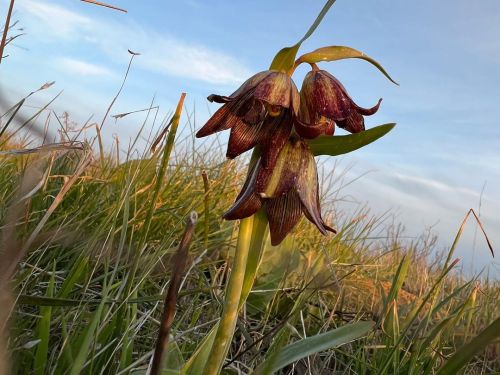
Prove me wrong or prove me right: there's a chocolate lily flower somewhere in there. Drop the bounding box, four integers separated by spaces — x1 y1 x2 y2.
224 137 335 246
195 71 299 166
296 69 382 138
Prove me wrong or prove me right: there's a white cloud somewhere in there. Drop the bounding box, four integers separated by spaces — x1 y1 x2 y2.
56 57 115 77
393 172 479 198
138 36 252 85
18 0 92 38
16 0 252 85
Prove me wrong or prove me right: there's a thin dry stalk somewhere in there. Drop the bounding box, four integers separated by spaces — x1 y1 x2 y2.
20 151 93 256
80 0 127 13
444 208 495 267
96 50 138 164
202 170 210 249
0 0 15 64
150 117 172 153
150 211 198 375
0 141 84 156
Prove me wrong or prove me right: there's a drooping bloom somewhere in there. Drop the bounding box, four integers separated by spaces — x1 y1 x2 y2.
224 137 335 246
296 69 382 138
195 71 299 167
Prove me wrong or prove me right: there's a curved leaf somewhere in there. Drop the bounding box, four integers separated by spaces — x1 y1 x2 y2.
297 46 398 85
307 123 396 156
270 45 301 72
270 0 337 71
252 321 374 374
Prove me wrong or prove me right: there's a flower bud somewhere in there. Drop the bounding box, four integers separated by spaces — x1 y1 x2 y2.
296 69 382 138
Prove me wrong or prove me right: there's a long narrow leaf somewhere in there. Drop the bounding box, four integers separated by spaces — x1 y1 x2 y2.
307 123 395 156
270 0 337 71
438 316 500 375
253 321 374 374
296 46 398 84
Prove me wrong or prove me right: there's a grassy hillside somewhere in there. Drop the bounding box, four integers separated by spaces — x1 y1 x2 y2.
0 101 499 374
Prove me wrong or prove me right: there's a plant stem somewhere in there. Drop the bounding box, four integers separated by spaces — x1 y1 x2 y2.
0 0 15 65
202 215 254 375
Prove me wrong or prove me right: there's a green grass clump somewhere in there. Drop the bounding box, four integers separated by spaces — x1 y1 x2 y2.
0 104 499 374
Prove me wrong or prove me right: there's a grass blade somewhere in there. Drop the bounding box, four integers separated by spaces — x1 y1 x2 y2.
253 321 374 374
437 316 500 375
34 263 56 374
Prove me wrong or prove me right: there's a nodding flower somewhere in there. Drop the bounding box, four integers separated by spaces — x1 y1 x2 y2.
196 64 385 244
195 70 299 167
223 137 336 246
296 68 382 138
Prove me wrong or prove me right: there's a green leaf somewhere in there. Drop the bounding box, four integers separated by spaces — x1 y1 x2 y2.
437 316 500 375
34 263 56 375
297 46 398 85
307 123 395 156
381 253 411 322
69 298 106 375
253 321 374 374
270 0 337 71
181 324 217 375
270 45 301 72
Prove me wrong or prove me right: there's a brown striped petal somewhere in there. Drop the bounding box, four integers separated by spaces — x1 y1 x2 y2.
265 189 303 246
256 137 305 198
224 159 262 220
295 145 335 235
226 119 266 159
290 79 301 116
196 104 235 138
242 99 266 125
294 117 334 139
229 71 273 99
260 110 293 169
336 110 365 133
303 70 352 121
253 71 293 108
352 98 382 116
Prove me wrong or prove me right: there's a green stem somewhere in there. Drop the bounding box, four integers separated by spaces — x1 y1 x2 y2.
202 216 254 375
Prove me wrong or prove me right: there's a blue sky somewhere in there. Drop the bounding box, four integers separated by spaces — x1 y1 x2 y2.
1 0 499 276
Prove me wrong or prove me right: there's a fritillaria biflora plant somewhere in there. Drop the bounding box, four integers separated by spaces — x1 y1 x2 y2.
193 1 397 374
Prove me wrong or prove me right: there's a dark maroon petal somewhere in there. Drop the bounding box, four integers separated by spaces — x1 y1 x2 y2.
336 111 365 133
302 208 336 234
196 104 233 138
290 79 300 116
352 98 382 116
207 94 232 104
229 71 273 99
226 120 265 159
254 71 293 108
260 110 293 169
303 70 352 121
323 120 335 136
265 190 303 246
294 118 333 139
224 159 262 220
243 99 266 125
295 146 335 235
